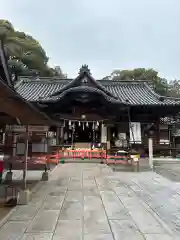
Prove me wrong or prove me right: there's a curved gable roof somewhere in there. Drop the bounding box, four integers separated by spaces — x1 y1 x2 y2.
49 65 118 100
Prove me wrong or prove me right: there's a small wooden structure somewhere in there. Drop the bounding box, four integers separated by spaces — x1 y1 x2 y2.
0 41 53 197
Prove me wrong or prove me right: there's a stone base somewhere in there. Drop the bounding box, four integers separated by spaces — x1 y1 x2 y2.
41 172 49 181
18 189 31 205
5 171 13 184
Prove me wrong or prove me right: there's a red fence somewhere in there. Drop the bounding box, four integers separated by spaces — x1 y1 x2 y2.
4 152 60 171
59 149 107 160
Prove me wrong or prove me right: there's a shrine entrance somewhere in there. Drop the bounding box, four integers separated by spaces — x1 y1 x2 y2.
63 121 101 146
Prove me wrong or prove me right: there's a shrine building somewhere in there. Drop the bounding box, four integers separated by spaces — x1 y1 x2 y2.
11 64 180 156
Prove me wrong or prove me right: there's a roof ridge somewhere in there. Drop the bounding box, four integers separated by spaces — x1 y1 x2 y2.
19 78 71 84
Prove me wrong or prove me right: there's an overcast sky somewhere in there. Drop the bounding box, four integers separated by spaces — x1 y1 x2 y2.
0 0 180 79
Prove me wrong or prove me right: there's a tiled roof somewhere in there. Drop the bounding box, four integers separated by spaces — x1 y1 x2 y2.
15 77 180 106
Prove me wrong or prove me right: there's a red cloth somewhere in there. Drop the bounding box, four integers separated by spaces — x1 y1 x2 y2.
0 161 4 172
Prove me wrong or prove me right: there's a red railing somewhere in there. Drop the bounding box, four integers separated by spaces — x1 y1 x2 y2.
59 149 106 160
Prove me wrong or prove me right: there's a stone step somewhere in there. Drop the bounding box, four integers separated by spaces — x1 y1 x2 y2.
62 159 103 163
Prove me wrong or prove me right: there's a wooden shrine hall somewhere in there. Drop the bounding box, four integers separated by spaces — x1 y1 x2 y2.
12 64 180 157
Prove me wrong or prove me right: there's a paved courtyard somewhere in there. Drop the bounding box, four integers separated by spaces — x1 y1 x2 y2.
0 163 180 239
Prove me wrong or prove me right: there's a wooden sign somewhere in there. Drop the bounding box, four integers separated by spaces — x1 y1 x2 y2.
6 125 49 133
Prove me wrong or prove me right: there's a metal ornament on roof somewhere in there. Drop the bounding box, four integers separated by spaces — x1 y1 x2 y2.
79 64 91 75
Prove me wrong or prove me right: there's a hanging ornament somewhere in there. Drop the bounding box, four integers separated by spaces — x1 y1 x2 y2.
86 122 89 127
69 120 71 126
79 121 81 126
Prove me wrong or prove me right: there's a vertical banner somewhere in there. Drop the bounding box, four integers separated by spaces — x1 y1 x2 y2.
101 124 107 143
129 122 142 143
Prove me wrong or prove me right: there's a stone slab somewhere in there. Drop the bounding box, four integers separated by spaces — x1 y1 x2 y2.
27 210 59 233
21 233 53 240
110 219 144 240
144 234 174 240
100 190 130 220
0 221 29 239
53 220 82 240
65 191 82 202
59 201 83 220
84 233 114 240
9 206 39 221
42 196 65 210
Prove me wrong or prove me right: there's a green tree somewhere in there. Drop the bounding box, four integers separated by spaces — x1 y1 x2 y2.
0 19 66 81
168 79 180 97
104 68 168 95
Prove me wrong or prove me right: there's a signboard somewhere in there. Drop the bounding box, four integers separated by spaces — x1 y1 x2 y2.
129 122 142 143
6 125 49 133
101 124 107 143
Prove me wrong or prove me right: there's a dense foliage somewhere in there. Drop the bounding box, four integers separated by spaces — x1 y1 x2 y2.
0 19 66 81
103 68 180 97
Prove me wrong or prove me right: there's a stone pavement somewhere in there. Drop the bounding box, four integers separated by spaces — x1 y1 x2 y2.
0 163 179 239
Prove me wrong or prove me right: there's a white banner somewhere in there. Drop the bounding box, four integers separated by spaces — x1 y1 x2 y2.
129 122 141 143
101 124 107 143
6 125 49 133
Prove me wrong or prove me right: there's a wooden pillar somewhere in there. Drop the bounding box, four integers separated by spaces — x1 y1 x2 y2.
56 127 60 145
59 127 64 144
12 134 17 156
148 138 153 169
156 119 160 145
